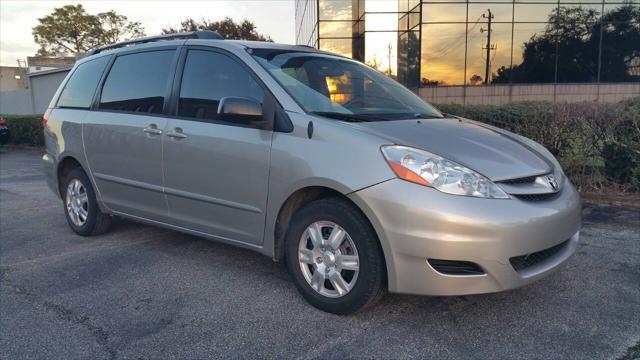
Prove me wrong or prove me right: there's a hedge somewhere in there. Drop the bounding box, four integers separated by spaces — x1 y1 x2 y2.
1 114 44 146
2 97 639 192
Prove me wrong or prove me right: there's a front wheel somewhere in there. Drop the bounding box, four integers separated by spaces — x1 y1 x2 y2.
285 198 386 314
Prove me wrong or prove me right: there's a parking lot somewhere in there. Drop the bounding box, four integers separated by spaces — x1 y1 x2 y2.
1 147 639 359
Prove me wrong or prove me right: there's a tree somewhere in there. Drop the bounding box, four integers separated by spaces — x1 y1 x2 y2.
493 3 639 84
162 17 272 41
420 78 443 86
596 4 640 81
367 56 382 71
32 4 145 56
470 74 483 85
96 11 145 45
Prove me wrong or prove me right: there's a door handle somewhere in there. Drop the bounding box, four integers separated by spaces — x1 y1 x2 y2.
166 127 187 139
143 124 163 135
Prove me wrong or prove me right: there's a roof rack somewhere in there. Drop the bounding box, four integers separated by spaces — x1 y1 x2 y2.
86 31 223 56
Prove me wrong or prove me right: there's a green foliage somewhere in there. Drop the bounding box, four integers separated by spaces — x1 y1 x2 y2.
162 17 272 41
0 115 44 146
437 98 640 191
602 98 640 184
32 4 145 55
602 143 636 183
96 11 146 45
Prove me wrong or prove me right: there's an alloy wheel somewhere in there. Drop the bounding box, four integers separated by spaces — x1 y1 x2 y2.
298 221 360 298
66 178 89 227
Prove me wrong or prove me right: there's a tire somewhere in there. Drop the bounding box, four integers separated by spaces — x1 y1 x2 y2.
62 167 111 236
285 197 386 314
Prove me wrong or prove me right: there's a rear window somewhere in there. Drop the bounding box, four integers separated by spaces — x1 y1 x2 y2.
99 50 175 114
57 56 110 109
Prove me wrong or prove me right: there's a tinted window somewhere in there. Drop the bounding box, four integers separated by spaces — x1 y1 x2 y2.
99 50 175 114
178 50 264 122
57 56 110 108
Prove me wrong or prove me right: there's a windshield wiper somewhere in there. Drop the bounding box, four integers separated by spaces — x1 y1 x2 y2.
310 111 386 122
413 113 446 119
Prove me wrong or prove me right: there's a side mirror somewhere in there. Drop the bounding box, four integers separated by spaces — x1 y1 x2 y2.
217 97 269 129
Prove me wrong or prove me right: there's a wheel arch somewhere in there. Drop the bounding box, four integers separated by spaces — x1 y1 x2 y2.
272 186 389 284
56 155 83 198
55 154 108 214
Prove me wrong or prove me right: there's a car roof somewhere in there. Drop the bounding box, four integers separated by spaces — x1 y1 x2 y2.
198 39 342 57
224 39 319 51
80 39 335 65
80 31 332 63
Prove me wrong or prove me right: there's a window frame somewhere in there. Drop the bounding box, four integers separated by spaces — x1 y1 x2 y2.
169 45 279 131
55 54 113 110
92 46 180 117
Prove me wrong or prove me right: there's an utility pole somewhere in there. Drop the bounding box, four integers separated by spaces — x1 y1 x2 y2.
481 9 494 85
386 42 393 77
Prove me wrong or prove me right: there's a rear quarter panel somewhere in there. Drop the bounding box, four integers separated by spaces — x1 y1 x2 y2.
43 108 89 197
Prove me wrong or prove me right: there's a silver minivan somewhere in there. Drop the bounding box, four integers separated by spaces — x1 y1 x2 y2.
43 31 581 314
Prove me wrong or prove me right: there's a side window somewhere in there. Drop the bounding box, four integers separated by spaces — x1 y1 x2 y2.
57 56 110 108
99 50 175 114
178 50 264 122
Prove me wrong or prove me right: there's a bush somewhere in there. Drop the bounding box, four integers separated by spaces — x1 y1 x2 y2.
0 114 44 146
602 143 636 183
436 98 640 192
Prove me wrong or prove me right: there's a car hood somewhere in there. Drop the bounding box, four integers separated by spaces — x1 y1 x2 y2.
355 117 553 181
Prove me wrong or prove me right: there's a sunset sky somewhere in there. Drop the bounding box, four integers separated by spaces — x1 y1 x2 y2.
0 0 296 66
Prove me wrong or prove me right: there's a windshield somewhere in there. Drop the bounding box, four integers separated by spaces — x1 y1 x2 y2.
251 49 443 121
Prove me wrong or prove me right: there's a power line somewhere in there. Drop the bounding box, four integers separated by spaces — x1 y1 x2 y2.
428 15 484 60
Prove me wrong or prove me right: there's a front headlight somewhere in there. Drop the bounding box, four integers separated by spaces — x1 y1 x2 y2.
381 145 509 199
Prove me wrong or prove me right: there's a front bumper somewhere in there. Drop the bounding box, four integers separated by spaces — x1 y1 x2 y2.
348 178 581 296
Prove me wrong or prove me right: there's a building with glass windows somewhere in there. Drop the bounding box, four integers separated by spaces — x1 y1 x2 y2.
294 0 639 103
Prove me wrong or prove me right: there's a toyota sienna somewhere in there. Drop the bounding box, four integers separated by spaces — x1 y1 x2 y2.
42 31 581 314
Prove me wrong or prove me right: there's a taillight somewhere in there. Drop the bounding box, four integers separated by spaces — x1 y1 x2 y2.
42 111 49 126
0 118 6 127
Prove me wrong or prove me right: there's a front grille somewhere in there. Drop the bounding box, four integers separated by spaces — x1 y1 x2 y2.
499 175 538 185
428 259 485 275
509 240 569 272
514 192 560 202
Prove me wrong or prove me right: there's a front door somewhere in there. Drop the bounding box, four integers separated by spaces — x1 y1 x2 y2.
84 49 177 221
162 48 273 246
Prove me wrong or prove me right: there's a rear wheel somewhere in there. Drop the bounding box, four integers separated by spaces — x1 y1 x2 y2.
285 198 386 314
62 167 111 236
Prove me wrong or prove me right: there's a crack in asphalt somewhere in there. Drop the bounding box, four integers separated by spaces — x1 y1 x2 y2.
2 238 159 268
1 277 117 360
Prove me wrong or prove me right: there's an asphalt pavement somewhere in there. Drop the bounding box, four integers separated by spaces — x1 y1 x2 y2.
1 147 639 359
